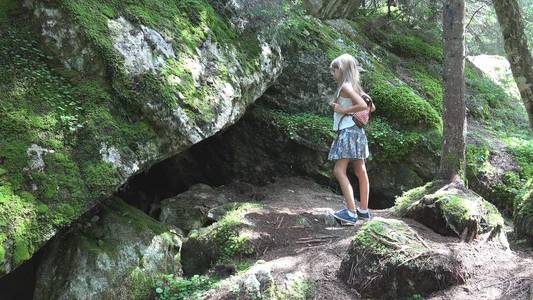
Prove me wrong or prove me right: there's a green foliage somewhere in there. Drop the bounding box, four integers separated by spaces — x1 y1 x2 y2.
154 274 218 300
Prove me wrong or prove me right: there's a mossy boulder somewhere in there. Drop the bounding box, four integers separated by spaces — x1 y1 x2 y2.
159 183 228 234
0 0 283 276
514 189 533 242
181 203 259 276
394 181 505 242
338 218 466 299
33 198 182 300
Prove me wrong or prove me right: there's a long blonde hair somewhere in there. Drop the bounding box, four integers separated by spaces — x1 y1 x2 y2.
330 53 363 97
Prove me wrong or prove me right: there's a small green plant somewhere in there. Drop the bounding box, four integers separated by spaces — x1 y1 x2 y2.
154 274 218 300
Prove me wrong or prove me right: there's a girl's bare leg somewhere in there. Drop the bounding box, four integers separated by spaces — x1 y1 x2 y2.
352 159 369 210
334 158 356 210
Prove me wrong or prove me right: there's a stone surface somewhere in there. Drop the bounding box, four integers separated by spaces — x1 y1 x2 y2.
338 218 467 299
159 184 228 233
0 0 284 276
395 181 506 243
33 198 182 300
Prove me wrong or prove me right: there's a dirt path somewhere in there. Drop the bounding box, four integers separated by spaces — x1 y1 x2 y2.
215 177 533 299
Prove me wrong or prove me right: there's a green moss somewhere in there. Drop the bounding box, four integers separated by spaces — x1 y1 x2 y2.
58 0 261 125
483 200 504 228
394 181 441 216
366 117 441 162
466 143 490 174
385 34 443 62
364 71 442 130
0 234 6 264
441 195 470 224
81 161 120 198
12 238 31 265
406 63 443 113
277 12 365 62
267 109 335 150
214 203 259 262
353 219 425 258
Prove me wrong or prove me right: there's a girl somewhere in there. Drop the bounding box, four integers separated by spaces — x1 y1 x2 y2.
328 53 375 224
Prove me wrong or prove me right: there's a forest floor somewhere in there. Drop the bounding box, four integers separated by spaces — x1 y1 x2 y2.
207 176 533 300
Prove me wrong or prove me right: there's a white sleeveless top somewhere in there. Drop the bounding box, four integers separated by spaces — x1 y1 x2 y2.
333 96 355 131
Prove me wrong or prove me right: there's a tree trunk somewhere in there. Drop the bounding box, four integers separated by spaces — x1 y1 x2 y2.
492 0 533 129
440 0 466 182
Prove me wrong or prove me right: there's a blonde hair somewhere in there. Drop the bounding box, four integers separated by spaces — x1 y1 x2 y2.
330 53 364 97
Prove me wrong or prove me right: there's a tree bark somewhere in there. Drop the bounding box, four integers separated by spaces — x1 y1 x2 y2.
440 0 466 182
493 0 533 129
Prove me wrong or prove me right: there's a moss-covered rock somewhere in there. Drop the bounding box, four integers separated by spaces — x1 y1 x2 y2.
0 0 283 276
181 203 259 276
394 181 505 242
33 198 182 300
159 183 228 234
338 218 466 299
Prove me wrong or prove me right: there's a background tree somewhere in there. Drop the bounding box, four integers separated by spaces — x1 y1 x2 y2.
440 0 467 181
493 0 533 129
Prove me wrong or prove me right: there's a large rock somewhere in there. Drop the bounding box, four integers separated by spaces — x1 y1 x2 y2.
0 0 283 276
181 203 259 275
304 0 361 19
159 183 228 233
33 198 182 300
395 181 506 243
338 218 466 299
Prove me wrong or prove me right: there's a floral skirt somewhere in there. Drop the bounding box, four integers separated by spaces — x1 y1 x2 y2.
328 125 369 161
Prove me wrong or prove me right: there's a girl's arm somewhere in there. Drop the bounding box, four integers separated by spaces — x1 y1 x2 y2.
332 84 369 114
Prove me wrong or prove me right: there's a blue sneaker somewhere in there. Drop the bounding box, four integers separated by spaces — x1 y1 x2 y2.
332 208 358 225
356 209 371 220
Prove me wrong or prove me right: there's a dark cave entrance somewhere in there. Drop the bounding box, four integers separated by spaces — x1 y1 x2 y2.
116 100 398 216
